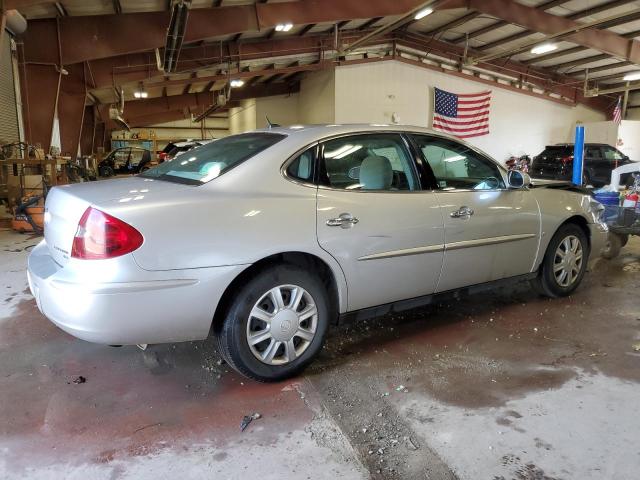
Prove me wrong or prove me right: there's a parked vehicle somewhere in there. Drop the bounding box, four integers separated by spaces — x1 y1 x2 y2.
531 143 635 187
157 140 213 162
506 154 531 173
98 147 153 177
28 125 607 381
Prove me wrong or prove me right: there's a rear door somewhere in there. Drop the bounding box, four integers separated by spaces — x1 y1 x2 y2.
409 134 540 292
585 145 608 184
315 132 445 312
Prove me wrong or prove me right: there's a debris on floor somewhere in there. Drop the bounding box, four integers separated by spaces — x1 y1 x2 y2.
240 412 262 432
69 376 86 384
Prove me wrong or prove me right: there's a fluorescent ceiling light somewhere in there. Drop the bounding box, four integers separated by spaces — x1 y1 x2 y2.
444 155 466 163
414 7 433 20
623 71 640 81
335 145 362 159
230 79 244 88
325 144 354 159
275 22 293 32
530 43 558 55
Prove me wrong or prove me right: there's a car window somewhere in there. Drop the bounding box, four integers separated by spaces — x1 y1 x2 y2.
411 135 505 190
602 146 626 162
287 148 315 183
586 147 602 159
141 133 285 185
112 148 130 167
129 149 145 166
319 134 419 191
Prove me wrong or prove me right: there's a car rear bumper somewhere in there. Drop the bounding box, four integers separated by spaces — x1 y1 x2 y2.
589 221 608 260
27 241 246 345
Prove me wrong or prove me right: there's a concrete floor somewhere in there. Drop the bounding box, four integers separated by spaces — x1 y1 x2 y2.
0 229 639 480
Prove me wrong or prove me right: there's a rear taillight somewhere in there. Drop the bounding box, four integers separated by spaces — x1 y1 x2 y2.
560 155 574 164
71 207 143 260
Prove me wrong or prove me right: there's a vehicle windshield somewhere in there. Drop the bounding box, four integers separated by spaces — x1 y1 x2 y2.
141 133 285 185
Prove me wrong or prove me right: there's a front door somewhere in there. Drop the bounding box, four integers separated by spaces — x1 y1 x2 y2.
410 134 540 293
315 133 445 312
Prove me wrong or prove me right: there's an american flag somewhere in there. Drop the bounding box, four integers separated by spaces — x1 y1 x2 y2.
432 87 491 138
612 96 622 124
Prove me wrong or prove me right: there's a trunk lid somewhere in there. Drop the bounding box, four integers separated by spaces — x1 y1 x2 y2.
44 176 193 266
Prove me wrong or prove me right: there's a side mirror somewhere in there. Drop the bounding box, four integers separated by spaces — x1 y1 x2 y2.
507 170 531 189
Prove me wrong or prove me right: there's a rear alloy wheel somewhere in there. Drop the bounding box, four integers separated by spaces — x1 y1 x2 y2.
215 265 329 381
531 224 589 297
246 285 318 365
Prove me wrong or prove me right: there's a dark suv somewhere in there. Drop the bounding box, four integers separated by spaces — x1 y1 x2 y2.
532 143 634 187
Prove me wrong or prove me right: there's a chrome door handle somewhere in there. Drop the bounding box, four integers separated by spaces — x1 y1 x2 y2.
450 206 474 218
326 213 359 228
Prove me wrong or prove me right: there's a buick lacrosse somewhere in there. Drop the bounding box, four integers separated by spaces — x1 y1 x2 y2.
28 125 607 381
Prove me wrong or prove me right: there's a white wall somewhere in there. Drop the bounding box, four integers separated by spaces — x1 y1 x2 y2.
255 94 300 128
618 120 640 161
581 120 640 161
298 69 335 124
333 61 605 163
582 121 618 146
229 99 257 135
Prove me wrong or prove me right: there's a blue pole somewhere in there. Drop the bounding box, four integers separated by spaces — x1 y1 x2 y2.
572 125 585 185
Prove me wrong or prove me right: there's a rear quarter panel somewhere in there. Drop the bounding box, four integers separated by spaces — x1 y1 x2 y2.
530 188 595 268
91 142 350 312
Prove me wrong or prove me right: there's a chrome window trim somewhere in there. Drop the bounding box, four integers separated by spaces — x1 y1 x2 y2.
279 128 512 193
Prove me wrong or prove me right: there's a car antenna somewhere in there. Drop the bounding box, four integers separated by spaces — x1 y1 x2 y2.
266 116 280 129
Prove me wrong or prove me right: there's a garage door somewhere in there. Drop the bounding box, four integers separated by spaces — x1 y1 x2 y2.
0 31 19 143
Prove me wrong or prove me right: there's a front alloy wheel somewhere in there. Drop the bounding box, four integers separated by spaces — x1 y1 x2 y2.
247 285 318 365
553 235 583 287
531 223 589 298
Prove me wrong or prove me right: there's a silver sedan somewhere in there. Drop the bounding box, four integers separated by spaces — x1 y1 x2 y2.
27 125 608 381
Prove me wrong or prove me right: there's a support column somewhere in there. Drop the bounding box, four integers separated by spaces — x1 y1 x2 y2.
79 105 94 156
57 62 87 158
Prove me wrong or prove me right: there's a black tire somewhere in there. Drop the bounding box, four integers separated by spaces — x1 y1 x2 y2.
99 165 114 177
214 264 330 382
601 233 623 260
620 234 629 247
531 223 590 298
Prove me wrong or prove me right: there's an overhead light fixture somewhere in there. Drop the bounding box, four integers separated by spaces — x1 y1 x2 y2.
275 22 293 32
414 7 433 20
530 43 558 55
623 71 640 81
230 79 245 88
133 83 148 99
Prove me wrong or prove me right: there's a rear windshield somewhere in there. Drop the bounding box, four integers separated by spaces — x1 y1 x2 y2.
141 133 285 185
537 146 572 157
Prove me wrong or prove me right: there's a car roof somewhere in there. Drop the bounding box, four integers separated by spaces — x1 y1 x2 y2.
251 123 472 147
548 143 611 147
